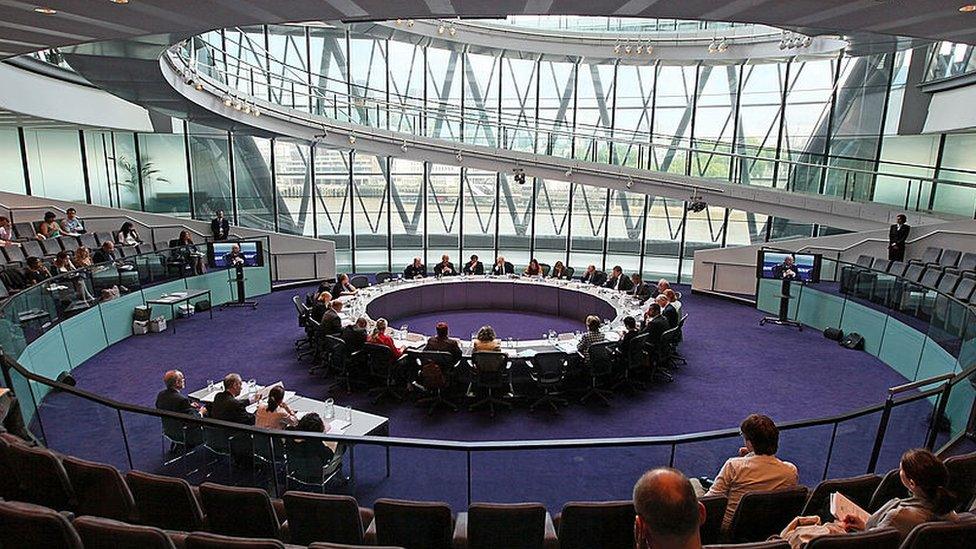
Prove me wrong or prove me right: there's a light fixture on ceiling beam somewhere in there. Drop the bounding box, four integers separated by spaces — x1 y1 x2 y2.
565 167 573 177
348 134 356 145
395 18 403 26
401 140 408 152
960 4 976 12
626 177 634 189
109 0 129 4
438 24 446 34
708 38 718 54
624 44 632 55
34 7 57 14
717 38 729 53
613 44 621 54
253 106 261 117
646 44 654 56
635 45 643 55
449 26 457 37
223 95 233 107
455 150 463 163
407 19 415 27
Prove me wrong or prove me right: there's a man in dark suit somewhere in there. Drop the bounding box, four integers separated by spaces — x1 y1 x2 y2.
771 255 799 280
309 291 331 323
888 214 910 261
209 373 256 425
641 302 671 347
423 321 462 363
320 300 344 336
404 257 427 279
92 241 119 264
211 210 230 241
341 316 368 353
630 273 652 303
433 254 456 276
462 254 484 275
223 243 247 267
604 266 635 291
656 294 679 328
580 265 598 284
155 370 205 448
490 256 515 275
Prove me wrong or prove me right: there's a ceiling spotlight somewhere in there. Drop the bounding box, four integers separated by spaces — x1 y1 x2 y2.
395 18 403 26
624 45 632 54
613 44 621 54
513 168 526 185
253 107 261 117
626 178 634 189
243 104 252 114
635 45 643 55
646 45 653 55
223 96 233 107
802 36 813 47
449 26 457 37
194 82 204 91
565 168 573 177
348 134 356 145
407 19 414 27
455 151 463 163
33 7 57 14
708 39 718 54
438 24 445 34
400 141 408 153
960 4 976 12
234 101 243 110
717 39 729 53
109 0 130 4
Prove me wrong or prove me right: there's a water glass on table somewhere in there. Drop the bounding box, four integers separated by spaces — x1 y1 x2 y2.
324 398 334 419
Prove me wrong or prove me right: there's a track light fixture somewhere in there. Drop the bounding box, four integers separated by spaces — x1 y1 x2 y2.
779 30 812 50
348 134 356 144
565 168 573 177
626 177 634 189
717 39 729 53
455 150 463 163
407 19 415 27
624 45 632 54
613 44 621 54
401 141 408 153
243 103 252 114
513 168 526 185
253 107 261 117
449 26 457 37
708 38 718 54
646 45 654 55
438 24 445 34
635 45 643 55
194 81 204 91
223 96 233 107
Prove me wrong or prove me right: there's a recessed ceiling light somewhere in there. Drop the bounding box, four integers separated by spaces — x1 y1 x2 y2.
34 7 57 14
960 4 976 12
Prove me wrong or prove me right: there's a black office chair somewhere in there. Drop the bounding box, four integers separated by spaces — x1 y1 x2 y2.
349 275 369 289
565 266 575 279
468 352 512 417
539 263 551 277
326 335 367 395
615 332 649 393
293 296 311 349
579 341 617 406
365 343 404 404
375 271 393 284
411 350 461 415
527 352 569 413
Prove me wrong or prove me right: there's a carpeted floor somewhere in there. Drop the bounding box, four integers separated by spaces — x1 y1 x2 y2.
31 284 936 511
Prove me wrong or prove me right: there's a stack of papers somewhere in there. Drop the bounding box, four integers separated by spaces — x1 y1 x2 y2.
830 492 870 523
555 341 578 354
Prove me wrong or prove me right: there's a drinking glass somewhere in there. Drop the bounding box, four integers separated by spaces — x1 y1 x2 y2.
207 379 214 392
324 398 334 419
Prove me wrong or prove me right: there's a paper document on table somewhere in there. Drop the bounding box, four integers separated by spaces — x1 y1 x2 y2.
830 492 870 523
517 349 538 358
555 342 578 354
254 381 283 401
329 419 351 432
557 333 575 341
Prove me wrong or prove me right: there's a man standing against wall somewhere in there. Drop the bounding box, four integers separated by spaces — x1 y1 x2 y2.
888 214 910 261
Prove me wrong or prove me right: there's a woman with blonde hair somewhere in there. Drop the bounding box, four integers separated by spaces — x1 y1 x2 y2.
473 325 501 352
73 246 93 267
368 317 404 360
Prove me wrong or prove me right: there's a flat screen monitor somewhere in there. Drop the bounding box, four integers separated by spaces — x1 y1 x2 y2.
757 250 821 283
209 241 264 269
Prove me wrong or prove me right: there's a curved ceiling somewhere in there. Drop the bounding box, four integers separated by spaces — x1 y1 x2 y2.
0 0 974 59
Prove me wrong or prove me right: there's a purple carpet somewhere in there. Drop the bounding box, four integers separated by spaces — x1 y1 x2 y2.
30 284 936 511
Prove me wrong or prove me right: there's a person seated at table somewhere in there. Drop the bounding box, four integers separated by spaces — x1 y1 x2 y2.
23 256 51 286
210 373 257 425
664 288 682 313
255 385 298 430
404 257 427 279
0 216 21 247
581 264 603 285
630 273 652 303
36 211 62 240
523 258 542 277
433 254 456 276
341 316 369 353
462 254 484 275
577 315 605 364
116 221 142 246
657 294 679 328
309 291 332 323
287 412 337 459
93 241 120 264
331 273 357 297
155 370 205 449
490 256 514 275
424 321 462 363
473 325 501 352
320 300 344 336
176 230 206 275
60 208 86 235
604 265 634 291
52 251 76 274
549 260 569 279
73 246 93 268
620 315 640 349
641 303 670 347
368 318 404 361
657 278 671 296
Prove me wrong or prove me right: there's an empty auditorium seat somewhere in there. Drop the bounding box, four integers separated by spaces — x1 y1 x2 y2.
3 244 27 265
945 452 976 512
199 482 284 540
125 470 205 531
804 527 900 548
309 543 404 549
955 252 976 274
452 502 557 549
0 500 83 548
78 232 98 249
554 500 634 549
952 277 976 303
12 221 36 240
39 237 63 256
21 239 46 259
73 515 176 549
184 532 287 549
0 432 26 500
704 542 789 549
802 474 882 523
898 517 976 549
60 236 80 253
937 249 962 269
911 247 943 266
700 495 729 545
367 498 454 549
867 469 909 513
62 455 137 522
3 442 76 510
282 491 372 546
726 486 809 543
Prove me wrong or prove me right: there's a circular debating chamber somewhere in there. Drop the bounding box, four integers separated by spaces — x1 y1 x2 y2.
0 3 975 548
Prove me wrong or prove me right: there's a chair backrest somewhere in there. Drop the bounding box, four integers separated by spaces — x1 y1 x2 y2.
856 254 874 267
920 268 942 289
184 532 286 549
62 454 137 521
373 498 454 549
903 264 925 283
804 527 900 549
0 499 84 548
125 470 205 531
920 247 943 264
4 244 27 264
199 481 280 538
468 502 547 549
418 349 458 370
310 543 405 549
22 239 45 259
699 495 728 545
958 252 976 272
94 231 113 245
365 342 395 374
79 233 98 249
61 236 80 252
940 249 961 268
802 474 882 523
587 341 616 374
626 333 650 366
471 352 509 386
136 242 156 255
887 261 907 276
953 277 976 302
565 266 575 278
4 442 76 510
868 468 909 512
349 275 369 288
937 272 961 294
376 271 393 283
12 221 35 239
945 452 976 511
40 238 63 255
282 491 364 546
557 500 634 549
73 515 176 549
898 518 976 549
703 542 790 549
530 352 568 381
727 486 809 543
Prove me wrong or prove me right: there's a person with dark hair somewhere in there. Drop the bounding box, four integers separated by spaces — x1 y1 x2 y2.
211 210 230 241
620 315 640 348
473 325 501 352
288 411 336 460
701 413 798 532
641 302 670 347
116 222 141 246
330 273 357 297
176 230 205 275
0 216 20 247
23 256 51 286
888 213 910 261
604 265 634 291
577 315 605 364
462 254 484 275
633 467 705 549
341 317 369 353
524 258 542 277
549 260 569 279
424 321 462 362
37 211 61 240
61 208 85 235
320 300 344 336
434 254 456 276
630 273 652 303
255 385 297 430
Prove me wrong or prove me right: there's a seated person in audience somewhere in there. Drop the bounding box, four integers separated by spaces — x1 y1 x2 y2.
404 257 427 279
320 300 344 336
577 315 606 364
424 321 462 363
634 467 706 549
209 373 258 425
176 230 206 275
473 325 502 352
664 288 682 313
433 254 456 276
287 412 337 458
73 246 93 268
155 370 205 448
309 291 332 323
630 273 652 303
211 210 230 241
331 273 357 296
698 413 798 533
116 221 142 246
641 303 670 347
0 216 21 247
23 256 51 286
657 294 679 328
462 254 484 275
53 251 76 274
523 258 542 277
36 211 62 240
368 318 404 361
657 278 671 296
777 448 956 546
490 255 514 275
604 265 634 291
620 315 640 348
255 385 298 430
60 208 85 235
341 316 369 353
549 260 569 279
580 264 598 284
93 241 121 264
